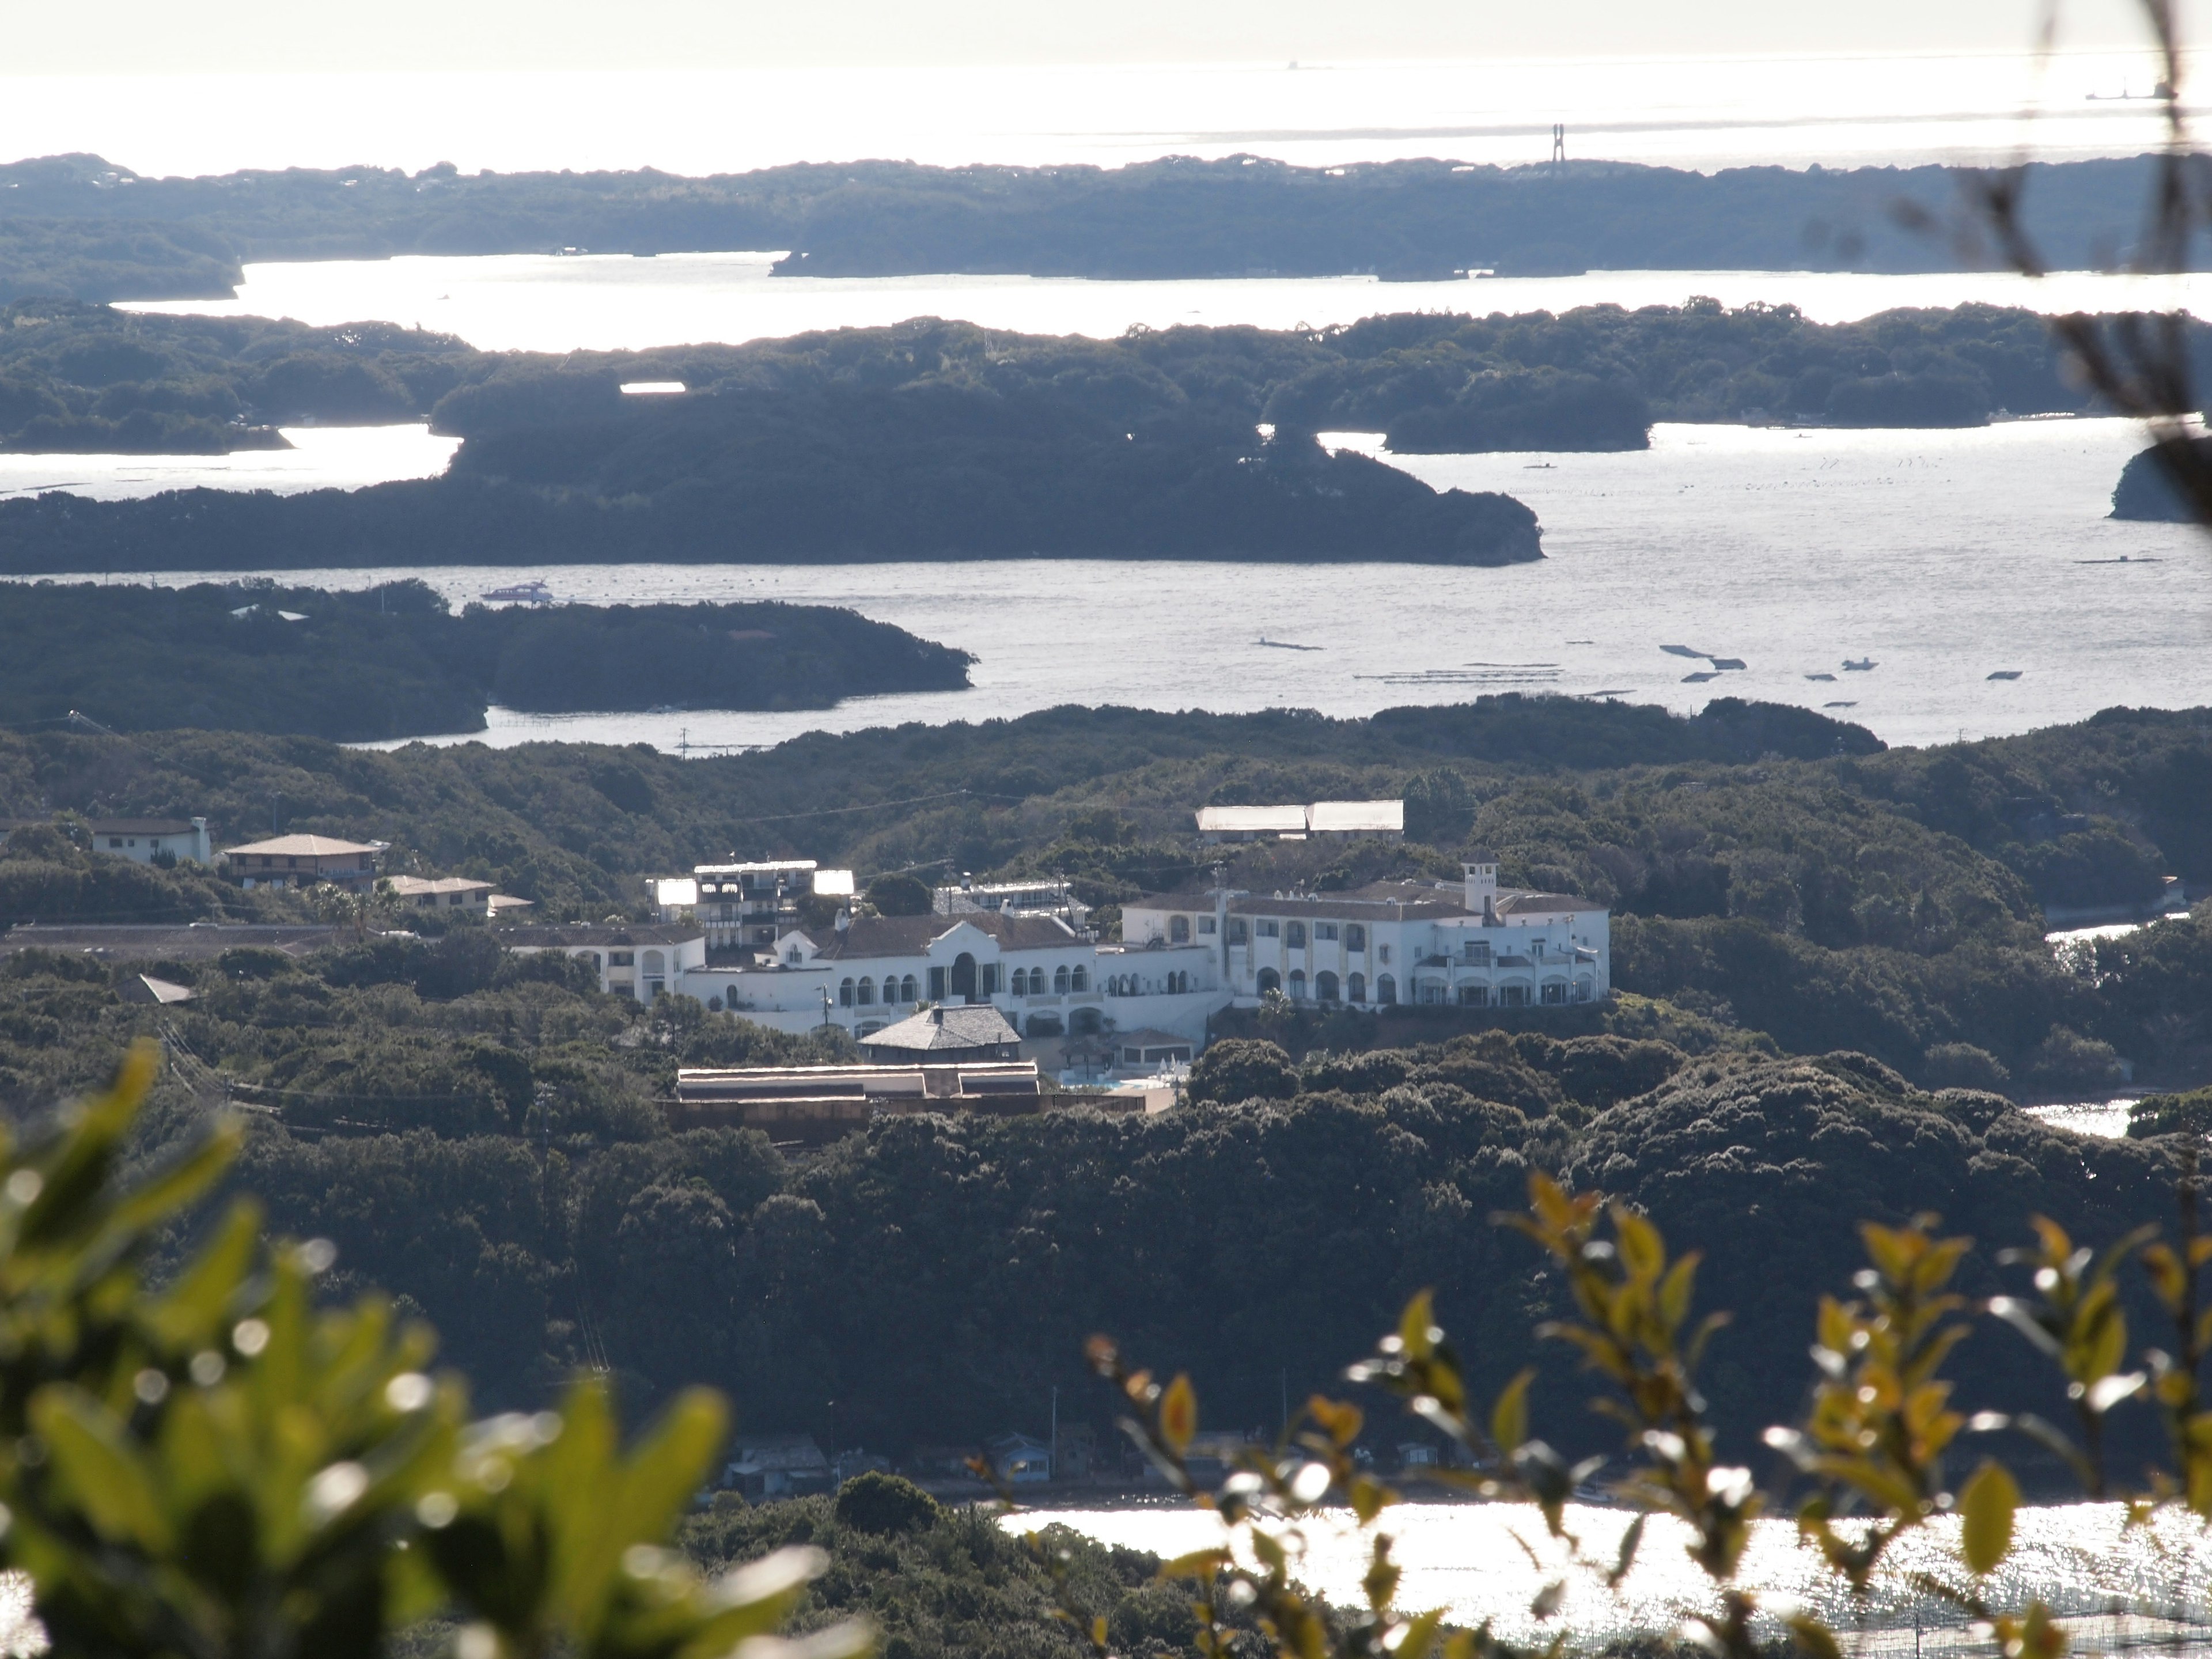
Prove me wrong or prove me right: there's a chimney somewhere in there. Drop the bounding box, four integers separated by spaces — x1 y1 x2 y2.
1464 857 1498 915
190 816 210 866
835 907 851 933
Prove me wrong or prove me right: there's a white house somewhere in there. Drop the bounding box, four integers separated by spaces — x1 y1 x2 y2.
385 875 494 915
1119 858 1609 1011
1195 800 1403 844
680 910 1220 1043
662 861 854 950
494 923 711 1002
89 817 213 866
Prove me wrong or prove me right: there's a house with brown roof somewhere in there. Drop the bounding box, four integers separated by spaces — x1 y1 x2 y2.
221 835 384 892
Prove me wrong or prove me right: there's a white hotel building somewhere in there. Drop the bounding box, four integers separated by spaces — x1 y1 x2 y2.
530 856 1608 1045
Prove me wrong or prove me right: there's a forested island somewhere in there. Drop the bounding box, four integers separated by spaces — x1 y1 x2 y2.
0 581 975 739
0 150 2186 301
0 298 2176 567
0 694 2206 1474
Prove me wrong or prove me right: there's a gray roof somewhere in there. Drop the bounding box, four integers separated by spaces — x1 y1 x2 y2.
88 819 199 836
861 1005 1021 1052
816 911 1078 961
0 924 343 960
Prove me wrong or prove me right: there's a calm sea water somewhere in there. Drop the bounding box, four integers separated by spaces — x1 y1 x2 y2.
0 50 2193 179
125 256 2212 354
52 416 2200 753
1012 1502 2212 1647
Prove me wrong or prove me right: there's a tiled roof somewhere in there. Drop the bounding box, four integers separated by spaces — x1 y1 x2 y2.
860 1005 1022 1052
222 835 379 858
387 876 493 896
814 911 1079 961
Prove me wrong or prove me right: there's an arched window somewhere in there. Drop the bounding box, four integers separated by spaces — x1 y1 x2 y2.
1316 971 1339 1002
1288 969 1307 998
1286 921 1307 949
1054 965 1071 994
1574 978 1593 1003
1348 972 1366 1002
903 974 918 1002
839 978 855 1007
1071 965 1088 991
857 977 875 1005
1346 925 1366 953
1542 979 1570 1005
1501 983 1532 1008
1257 967 1281 994
1458 982 1489 1008
1171 915 1190 944
1419 979 1445 1005
1376 974 1396 1005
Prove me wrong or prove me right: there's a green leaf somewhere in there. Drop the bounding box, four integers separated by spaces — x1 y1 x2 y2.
31 1384 173 1553
1490 1368 1533 1453
1959 1459 2019 1575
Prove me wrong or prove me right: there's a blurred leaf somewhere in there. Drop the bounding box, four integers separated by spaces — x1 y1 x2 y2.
1960 1459 2019 1575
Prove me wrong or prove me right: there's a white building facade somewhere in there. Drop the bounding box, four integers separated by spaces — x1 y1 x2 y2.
1119 861 1609 1012
679 911 1221 1043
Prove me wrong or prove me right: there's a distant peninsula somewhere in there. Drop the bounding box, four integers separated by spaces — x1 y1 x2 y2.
0 151 2190 302
0 582 976 741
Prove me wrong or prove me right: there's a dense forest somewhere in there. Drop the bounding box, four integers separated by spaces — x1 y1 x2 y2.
0 581 975 740
0 150 2183 300
5 926 2198 1486
1 696 2207 1085
0 300 2165 570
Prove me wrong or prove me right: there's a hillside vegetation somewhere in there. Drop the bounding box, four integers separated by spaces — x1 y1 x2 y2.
1 698 2207 1085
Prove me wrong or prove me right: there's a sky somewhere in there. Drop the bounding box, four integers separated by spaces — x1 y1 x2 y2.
3 0 2187 71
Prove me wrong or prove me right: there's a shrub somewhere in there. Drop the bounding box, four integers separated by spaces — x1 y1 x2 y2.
832 1471 941 1536
1183 1037 1298 1106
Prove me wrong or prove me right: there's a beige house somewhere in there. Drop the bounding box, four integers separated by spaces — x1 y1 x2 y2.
385 875 494 915
221 835 383 892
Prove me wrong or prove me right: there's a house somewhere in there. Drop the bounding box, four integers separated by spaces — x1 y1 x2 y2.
222 835 384 892
984 1432 1053 1485
664 861 854 950
1120 857 1609 1011
1194 805 1308 843
0 816 213 865
1195 800 1403 843
385 875 494 915
494 924 709 1002
89 817 213 866
857 1005 1022 1063
934 874 1092 931
1111 1029 1194 1072
723 1434 832 1500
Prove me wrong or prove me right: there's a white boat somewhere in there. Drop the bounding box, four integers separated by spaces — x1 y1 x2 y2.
1842 658 1877 672
480 578 556 606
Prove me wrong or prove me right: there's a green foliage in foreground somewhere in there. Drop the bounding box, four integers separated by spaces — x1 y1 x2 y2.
0 581 972 741
0 1041 865 1659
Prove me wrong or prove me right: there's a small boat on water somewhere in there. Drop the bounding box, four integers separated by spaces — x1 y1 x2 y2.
480 578 556 606
1805 672 1836 682
1987 669 2024 681
1842 658 1877 672
1256 637 1324 652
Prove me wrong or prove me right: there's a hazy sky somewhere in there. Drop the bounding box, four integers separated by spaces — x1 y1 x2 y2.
7 0 2186 72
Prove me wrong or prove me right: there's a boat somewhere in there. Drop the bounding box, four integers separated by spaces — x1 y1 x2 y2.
1707 657 1746 671
480 578 556 606
1823 700 1858 709
1681 671 1721 683
1987 670 2024 681
1842 658 1877 672
1256 637 1324 652
1805 673 1836 682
